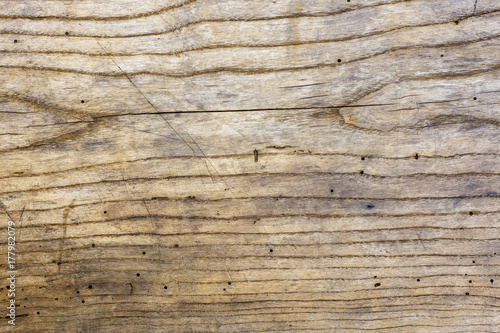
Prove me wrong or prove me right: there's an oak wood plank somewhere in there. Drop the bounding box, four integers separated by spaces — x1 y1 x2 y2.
0 0 499 332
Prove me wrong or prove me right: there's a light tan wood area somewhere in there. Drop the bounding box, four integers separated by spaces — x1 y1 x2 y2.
1 0 500 332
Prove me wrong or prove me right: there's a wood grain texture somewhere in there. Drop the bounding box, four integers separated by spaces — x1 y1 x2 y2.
0 0 499 332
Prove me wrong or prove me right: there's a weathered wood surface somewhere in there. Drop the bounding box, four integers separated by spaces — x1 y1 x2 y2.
1 0 500 332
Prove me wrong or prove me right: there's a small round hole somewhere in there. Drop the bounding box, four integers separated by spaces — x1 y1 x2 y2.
37 312 40 315
81 100 85 103
465 292 469 295
416 279 420 282
361 157 365 160
491 279 494 283
455 21 459 25
65 32 69 35
137 273 140 277
91 243 95 248
55 298 58 301
337 59 342 63
472 261 476 264
469 212 473 216
82 300 85 303
88 285 92 289
223 288 226 291
142 252 146 255
374 283 381 287
330 189 334 193
270 249 273 253
103 211 107 214
14 40 18 43
473 97 477 101
440 54 444 57
174 244 179 248
469 280 472 283
360 170 364 175
76 290 79 294
415 153 419 160
164 286 168 289
228 282 231 285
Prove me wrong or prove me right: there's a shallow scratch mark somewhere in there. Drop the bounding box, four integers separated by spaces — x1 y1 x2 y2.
203 160 216 184
414 230 427 250
142 200 155 234
222 261 233 283
473 0 478 15
184 131 234 192
97 42 198 155
0 200 14 221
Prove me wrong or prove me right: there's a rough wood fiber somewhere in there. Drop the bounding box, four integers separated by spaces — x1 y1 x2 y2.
0 0 499 332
